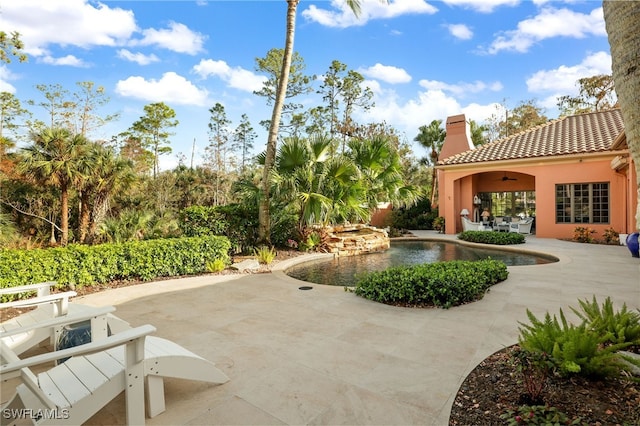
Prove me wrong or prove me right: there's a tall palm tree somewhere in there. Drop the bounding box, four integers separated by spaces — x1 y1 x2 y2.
414 120 446 207
18 128 87 245
258 0 366 243
603 1 640 229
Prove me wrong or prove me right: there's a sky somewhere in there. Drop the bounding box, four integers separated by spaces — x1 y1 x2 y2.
0 0 613 170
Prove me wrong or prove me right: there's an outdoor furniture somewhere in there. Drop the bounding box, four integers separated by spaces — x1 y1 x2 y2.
1 313 230 424
493 217 510 232
461 216 482 231
509 217 534 234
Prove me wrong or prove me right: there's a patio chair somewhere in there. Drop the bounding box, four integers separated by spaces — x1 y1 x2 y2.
1 283 79 355
461 216 481 231
509 217 534 234
1 319 230 424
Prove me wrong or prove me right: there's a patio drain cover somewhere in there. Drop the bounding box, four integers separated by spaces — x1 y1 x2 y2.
298 286 313 290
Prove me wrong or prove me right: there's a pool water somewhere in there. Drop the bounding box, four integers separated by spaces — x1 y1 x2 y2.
286 240 556 287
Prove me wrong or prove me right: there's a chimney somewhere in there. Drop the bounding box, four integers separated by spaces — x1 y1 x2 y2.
439 114 474 161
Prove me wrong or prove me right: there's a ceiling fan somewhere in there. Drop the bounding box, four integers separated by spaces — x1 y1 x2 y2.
500 173 517 181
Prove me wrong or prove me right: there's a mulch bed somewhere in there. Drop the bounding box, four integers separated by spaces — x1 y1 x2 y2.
449 344 640 425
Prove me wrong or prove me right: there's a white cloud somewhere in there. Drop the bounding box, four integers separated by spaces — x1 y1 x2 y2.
486 7 606 54
526 51 611 111
115 72 209 106
192 59 267 93
0 66 18 93
441 0 519 13
419 79 503 97
446 24 473 40
0 0 136 57
40 55 88 67
302 0 437 28
117 49 160 65
131 21 206 55
359 63 412 84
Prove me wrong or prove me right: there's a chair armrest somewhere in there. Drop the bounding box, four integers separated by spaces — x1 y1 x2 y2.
0 282 57 297
0 291 77 310
0 324 156 378
0 305 116 338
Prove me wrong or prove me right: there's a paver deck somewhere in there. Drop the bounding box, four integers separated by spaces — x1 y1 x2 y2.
3 233 638 425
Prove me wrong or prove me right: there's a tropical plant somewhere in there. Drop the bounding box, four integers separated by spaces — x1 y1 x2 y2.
571 296 640 345
253 245 276 265
414 120 445 206
603 1 640 230
258 0 370 244
18 128 88 245
206 258 227 273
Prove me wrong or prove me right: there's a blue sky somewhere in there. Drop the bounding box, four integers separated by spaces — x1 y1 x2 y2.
1 0 612 170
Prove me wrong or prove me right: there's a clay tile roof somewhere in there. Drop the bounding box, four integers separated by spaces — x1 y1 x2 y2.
438 109 625 166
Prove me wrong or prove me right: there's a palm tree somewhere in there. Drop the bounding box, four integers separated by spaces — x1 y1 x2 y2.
414 120 446 207
18 128 87 245
258 0 367 243
603 1 640 229
348 136 420 213
77 144 135 243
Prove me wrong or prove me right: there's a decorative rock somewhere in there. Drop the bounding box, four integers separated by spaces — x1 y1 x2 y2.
230 259 260 272
323 224 390 257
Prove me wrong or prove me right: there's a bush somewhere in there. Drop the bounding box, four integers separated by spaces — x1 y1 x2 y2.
0 236 230 296
571 296 640 346
388 198 436 230
602 228 620 245
459 231 525 245
352 259 508 309
518 305 636 378
572 226 596 243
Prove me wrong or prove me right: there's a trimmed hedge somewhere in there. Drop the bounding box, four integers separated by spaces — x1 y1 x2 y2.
0 236 230 294
353 259 508 309
458 231 525 245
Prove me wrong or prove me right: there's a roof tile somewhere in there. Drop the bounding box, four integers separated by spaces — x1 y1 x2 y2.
438 109 625 166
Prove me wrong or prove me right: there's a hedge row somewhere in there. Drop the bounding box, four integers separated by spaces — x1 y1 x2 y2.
0 236 231 293
353 259 508 309
458 231 525 245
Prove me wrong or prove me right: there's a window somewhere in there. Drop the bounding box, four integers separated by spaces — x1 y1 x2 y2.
479 191 536 218
555 183 609 224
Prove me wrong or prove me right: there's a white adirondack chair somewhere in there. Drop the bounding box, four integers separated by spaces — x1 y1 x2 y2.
1 310 229 424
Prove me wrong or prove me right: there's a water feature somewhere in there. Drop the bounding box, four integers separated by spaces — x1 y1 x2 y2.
286 240 557 287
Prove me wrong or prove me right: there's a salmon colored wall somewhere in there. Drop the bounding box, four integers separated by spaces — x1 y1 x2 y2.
440 155 635 239
370 207 392 228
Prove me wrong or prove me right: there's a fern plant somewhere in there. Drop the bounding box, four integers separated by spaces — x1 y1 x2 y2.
571 296 640 345
518 308 630 378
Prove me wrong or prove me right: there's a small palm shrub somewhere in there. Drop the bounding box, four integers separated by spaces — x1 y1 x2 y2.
459 231 525 245
432 216 445 233
253 246 276 265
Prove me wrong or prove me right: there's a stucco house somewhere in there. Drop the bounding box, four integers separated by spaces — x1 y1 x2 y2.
436 109 638 239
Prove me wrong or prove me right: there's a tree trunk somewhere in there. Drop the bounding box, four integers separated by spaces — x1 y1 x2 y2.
78 190 91 243
258 0 299 244
60 185 69 245
603 1 640 230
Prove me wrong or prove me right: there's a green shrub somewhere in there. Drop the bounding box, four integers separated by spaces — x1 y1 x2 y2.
459 231 525 245
518 308 631 378
602 227 620 245
388 198 435 230
0 236 230 297
352 259 508 309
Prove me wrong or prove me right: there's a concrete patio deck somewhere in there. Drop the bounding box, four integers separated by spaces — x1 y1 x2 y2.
9 233 640 425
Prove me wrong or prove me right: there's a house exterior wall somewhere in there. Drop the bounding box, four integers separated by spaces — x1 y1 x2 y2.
438 154 635 239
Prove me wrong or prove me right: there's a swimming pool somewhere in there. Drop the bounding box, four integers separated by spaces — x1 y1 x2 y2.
286 240 557 287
